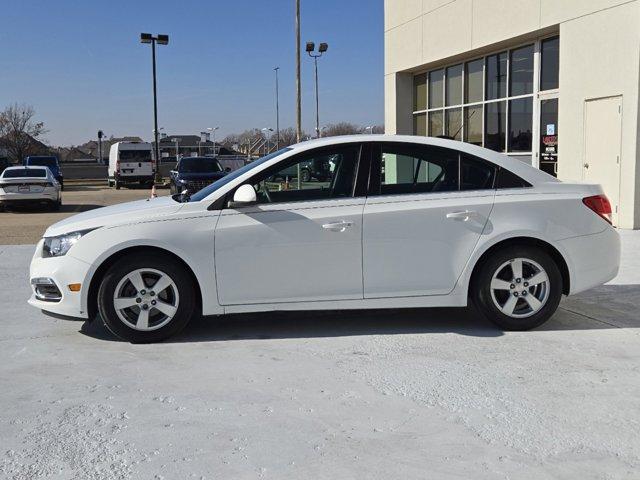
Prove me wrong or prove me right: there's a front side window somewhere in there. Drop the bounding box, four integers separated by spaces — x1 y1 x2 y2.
250 145 361 205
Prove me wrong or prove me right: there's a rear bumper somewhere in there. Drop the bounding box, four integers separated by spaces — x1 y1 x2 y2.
559 226 621 295
0 191 59 203
114 175 154 184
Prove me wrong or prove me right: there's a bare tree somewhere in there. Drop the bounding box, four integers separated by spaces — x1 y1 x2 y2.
322 122 361 137
0 103 48 163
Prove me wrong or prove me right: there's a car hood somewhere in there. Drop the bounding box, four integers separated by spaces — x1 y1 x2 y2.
44 196 183 237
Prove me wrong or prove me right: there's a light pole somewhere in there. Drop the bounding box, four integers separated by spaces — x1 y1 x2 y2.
207 127 219 156
97 130 104 164
306 42 328 138
364 125 374 135
140 33 169 173
295 0 302 143
261 128 274 156
171 138 180 162
274 67 280 150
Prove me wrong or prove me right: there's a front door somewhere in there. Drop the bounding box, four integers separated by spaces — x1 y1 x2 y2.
363 143 495 298
583 96 622 226
214 143 365 306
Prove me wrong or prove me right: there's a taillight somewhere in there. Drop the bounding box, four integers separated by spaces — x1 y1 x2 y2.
582 195 612 225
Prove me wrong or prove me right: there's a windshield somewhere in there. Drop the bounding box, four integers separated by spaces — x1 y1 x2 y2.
26 157 56 167
3 168 47 178
179 157 222 173
189 148 292 202
120 150 151 162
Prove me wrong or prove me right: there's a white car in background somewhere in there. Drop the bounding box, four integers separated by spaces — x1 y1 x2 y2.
28 135 620 343
0 166 62 211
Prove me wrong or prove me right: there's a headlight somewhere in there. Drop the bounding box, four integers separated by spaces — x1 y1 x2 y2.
43 229 95 257
178 179 188 184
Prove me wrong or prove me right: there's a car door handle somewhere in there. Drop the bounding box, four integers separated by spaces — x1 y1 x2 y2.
446 210 477 222
322 221 353 232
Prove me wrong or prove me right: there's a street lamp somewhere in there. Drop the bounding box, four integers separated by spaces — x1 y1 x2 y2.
306 41 329 138
364 125 375 135
261 128 274 156
140 33 169 173
274 67 280 149
171 137 180 162
207 127 219 156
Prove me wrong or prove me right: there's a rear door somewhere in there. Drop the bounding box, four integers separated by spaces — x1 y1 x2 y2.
119 149 153 177
363 142 495 298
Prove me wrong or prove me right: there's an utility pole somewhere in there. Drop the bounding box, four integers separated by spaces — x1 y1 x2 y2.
295 0 302 143
274 67 280 150
97 130 103 165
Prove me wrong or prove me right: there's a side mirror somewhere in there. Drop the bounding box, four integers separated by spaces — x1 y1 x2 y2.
228 184 257 208
225 167 231 173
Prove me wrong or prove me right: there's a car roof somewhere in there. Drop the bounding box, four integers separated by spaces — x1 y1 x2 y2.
289 134 558 185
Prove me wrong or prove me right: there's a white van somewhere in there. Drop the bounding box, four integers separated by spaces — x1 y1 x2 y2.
108 142 155 189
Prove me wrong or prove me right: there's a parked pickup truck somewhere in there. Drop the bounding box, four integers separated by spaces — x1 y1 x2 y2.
169 156 228 195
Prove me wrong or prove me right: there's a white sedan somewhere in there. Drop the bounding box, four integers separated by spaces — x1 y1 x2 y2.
28 135 620 342
0 166 62 211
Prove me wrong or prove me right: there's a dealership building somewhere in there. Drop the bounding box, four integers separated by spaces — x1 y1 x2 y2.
384 0 640 228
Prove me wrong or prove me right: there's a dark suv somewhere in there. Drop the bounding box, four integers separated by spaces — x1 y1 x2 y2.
24 155 64 190
169 157 228 195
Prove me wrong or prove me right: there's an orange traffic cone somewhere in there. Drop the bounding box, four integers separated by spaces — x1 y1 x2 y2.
150 184 157 199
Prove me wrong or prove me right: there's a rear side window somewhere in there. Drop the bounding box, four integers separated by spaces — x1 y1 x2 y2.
375 143 459 195
495 167 531 188
371 143 497 195
460 154 496 190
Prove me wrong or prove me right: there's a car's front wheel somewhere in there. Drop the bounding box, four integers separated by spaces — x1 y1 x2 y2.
472 246 563 331
97 253 196 343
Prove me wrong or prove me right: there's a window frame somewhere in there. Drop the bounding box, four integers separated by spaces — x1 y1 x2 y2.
412 34 560 159
222 142 367 209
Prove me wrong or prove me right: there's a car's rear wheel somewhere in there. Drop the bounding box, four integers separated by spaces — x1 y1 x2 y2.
472 246 563 331
97 253 196 343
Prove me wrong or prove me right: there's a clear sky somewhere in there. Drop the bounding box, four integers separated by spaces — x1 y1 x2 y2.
0 0 383 146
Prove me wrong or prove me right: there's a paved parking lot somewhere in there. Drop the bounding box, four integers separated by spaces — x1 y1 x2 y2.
0 232 639 479
0 182 168 245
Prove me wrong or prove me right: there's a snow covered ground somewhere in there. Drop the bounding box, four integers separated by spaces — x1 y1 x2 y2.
1 232 639 479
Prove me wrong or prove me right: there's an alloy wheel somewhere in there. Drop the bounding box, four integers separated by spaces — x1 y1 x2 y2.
489 258 550 318
112 268 180 331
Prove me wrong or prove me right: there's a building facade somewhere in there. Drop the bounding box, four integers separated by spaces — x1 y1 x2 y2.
385 0 640 228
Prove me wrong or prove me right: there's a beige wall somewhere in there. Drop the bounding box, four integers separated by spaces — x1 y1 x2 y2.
384 0 640 227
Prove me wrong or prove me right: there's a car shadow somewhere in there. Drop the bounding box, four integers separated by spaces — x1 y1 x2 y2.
78 283 640 343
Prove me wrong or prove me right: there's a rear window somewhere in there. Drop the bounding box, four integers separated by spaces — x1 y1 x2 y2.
120 150 151 162
26 157 57 167
3 168 47 178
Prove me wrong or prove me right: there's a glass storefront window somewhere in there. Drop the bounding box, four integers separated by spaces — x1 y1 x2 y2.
508 98 533 151
509 44 534 96
464 105 483 145
428 69 444 108
465 59 483 103
541 36 560 91
413 73 427 111
428 111 443 136
446 64 463 106
485 101 506 152
445 108 462 140
413 113 426 136
486 52 507 100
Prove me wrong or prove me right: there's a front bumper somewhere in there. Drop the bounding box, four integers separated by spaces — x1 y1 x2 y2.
559 226 621 295
27 240 92 319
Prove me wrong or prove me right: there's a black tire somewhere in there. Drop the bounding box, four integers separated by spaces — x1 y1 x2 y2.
471 246 563 331
97 253 197 343
50 199 61 211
